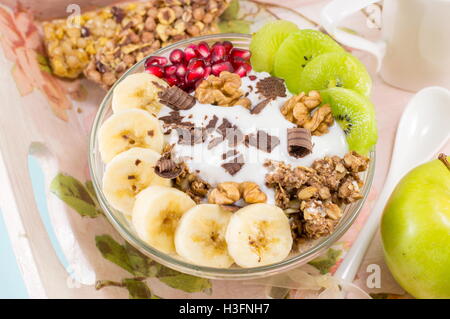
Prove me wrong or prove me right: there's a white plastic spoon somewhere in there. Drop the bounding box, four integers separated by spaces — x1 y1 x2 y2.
334 86 450 284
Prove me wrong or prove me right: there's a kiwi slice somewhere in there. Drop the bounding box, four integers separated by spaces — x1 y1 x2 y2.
273 29 344 94
299 52 372 97
250 20 299 73
320 87 377 155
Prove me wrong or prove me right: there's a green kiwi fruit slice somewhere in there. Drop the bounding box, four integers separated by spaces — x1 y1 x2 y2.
273 29 344 94
320 87 377 155
299 52 372 97
250 20 299 73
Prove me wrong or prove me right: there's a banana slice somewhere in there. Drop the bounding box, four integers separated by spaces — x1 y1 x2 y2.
112 72 168 114
175 204 234 268
132 186 196 254
102 147 171 216
225 203 293 268
98 109 164 163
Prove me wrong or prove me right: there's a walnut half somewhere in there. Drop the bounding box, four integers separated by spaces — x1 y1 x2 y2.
281 90 334 136
195 71 251 107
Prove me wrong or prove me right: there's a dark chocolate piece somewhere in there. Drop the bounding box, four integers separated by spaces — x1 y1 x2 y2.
158 86 196 110
287 128 313 158
154 154 182 179
244 130 280 153
256 76 286 99
250 98 271 114
221 154 244 176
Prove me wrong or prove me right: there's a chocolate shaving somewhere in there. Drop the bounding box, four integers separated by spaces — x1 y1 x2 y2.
159 111 184 125
207 136 223 149
158 86 196 111
217 118 243 147
154 154 182 179
221 154 244 176
250 98 271 115
256 76 286 99
176 127 206 145
287 128 313 158
244 130 280 153
205 115 218 130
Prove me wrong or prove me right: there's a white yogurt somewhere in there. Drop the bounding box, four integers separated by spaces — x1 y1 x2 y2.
159 71 348 203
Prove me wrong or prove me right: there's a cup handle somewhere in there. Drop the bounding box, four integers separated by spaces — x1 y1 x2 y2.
321 0 386 71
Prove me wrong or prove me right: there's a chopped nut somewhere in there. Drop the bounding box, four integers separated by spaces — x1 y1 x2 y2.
208 182 240 205
174 163 210 203
344 151 370 172
195 72 246 107
43 0 231 87
239 182 267 203
325 202 341 220
265 150 370 240
297 186 318 200
281 91 334 136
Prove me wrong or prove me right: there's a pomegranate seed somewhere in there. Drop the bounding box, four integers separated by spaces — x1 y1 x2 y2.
231 56 247 68
231 48 251 60
145 65 164 77
211 61 234 76
187 58 205 70
186 66 205 83
164 64 177 76
165 75 179 86
223 41 233 54
203 66 212 78
235 64 251 77
145 56 168 67
175 64 187 78
169 49 185 64
184 45 197 62
211 44 226 63
196 41 210 59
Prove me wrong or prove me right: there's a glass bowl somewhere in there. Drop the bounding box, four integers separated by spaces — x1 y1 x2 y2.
89 33 375 280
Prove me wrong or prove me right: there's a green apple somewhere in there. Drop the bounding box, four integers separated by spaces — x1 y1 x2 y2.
381 154 450 299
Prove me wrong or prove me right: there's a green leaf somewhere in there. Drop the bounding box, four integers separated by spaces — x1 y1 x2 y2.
50 173 101 217
122 278 153 299
218 19 251 34
95 235 212 293
95 235 136 275
124 242 159 277
85 180 102 211
308 248 342 274
220 0 240 21
156 265 212 293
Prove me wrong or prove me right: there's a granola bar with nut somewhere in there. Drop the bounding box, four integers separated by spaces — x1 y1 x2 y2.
43 0 231 84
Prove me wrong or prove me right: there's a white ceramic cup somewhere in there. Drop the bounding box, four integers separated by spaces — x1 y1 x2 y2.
321 0 450 92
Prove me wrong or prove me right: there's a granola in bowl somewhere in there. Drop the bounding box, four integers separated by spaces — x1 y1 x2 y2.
90 24 377 275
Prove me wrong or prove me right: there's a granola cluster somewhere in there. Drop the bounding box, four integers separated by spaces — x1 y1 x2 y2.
174 162 211 203
43 0 230 87
265 151 369 240
281 90 334 136
195 72 251 108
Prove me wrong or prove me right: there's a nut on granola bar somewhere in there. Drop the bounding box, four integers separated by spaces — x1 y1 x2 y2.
43 0 231 85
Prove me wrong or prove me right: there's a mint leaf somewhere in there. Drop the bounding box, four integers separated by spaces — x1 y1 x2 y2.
156 265 212 293
50 173 101 217
84 180 102 213
308 248 342 274
95 235 135 274
220 0 240 21
218 20 251 34
122 278 153 299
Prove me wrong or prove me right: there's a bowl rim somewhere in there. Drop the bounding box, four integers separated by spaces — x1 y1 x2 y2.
88 33 376 279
